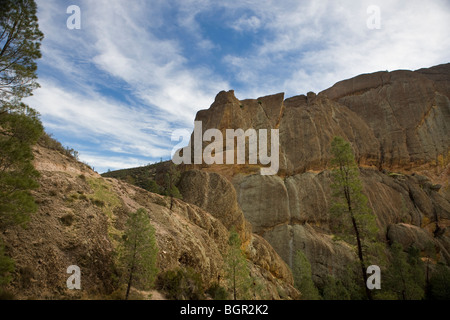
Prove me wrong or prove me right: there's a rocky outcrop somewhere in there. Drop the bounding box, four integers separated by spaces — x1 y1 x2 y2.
279 95 380 174
178 169 294 286
185 63 450 286
177 169 252 242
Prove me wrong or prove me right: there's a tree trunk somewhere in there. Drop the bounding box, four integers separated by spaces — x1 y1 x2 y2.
125 237 138 300
351 215 372 300
344 174 372 301
125 268 133 300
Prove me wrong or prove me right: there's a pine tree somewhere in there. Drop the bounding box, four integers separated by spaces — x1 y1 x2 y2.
321 265 366 300
118 208 159 300
0 0 43 103
224 228 252 300
292 250 321 300
322 275 351 300
163 163 182 210
329 136 381 300
406 246 426 298
0 103 43 228
384 242 425 300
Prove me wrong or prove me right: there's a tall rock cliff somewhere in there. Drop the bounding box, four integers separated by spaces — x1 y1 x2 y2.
179 63 450 286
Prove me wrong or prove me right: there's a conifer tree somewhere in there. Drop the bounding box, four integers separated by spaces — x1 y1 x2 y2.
0 0 44 228
423 241 436 297
118 208 159 300
406 246 426 298
163 162 182 210
0 103 43 228
224 228 252 300
329 136 380 300
384 242 425 300
292 249 321 300
322 275 350 300
0 0 43 103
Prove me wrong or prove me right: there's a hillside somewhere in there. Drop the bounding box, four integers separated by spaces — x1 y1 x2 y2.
1 142 298 299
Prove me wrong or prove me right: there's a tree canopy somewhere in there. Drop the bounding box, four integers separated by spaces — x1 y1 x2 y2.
0 103 43 228
292 249 321 300
329 136 381 299
118 208 159 300
0 0 43 103
224 228 252 300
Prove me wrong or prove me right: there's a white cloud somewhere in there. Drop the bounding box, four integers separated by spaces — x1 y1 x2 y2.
221 0 450 96
231 15 262 32
27 80 173 155
28 0 230 171
80 153 151 173
84 0 229 123
28 0 450 172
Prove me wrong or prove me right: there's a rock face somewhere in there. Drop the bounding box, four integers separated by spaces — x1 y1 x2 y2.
192 64 450 176
178 169 252 242
178 170 294 284
181 63 450 286
320 67 450 170
231 169 450 284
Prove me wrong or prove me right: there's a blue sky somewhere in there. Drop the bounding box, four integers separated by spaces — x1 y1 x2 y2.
24 0 450 173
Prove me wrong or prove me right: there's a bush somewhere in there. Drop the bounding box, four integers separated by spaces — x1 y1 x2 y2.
0 241 15 290
206 283 229 300
428 263 450 300
157 267 204 300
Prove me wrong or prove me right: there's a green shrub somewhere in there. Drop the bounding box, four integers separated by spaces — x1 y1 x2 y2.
206 283 229 300
157 267 204 300
0 241 15 289
428 263 450 300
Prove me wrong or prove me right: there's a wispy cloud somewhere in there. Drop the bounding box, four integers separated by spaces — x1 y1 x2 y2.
26 0 450 173
28 0 230 172
220 0 450 96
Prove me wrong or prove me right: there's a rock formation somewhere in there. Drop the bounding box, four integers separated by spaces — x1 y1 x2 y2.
179 63 450 286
